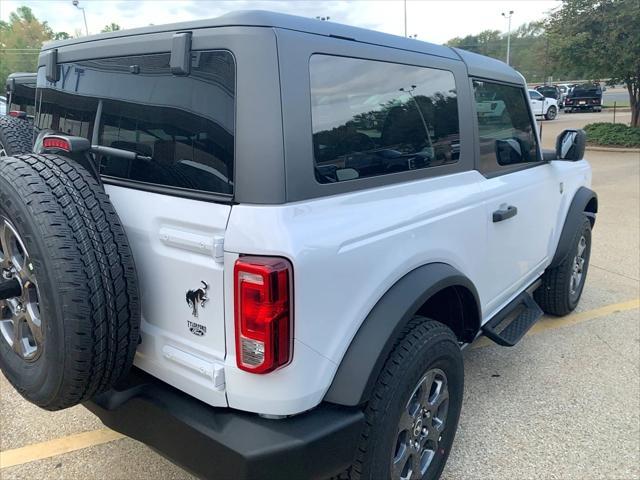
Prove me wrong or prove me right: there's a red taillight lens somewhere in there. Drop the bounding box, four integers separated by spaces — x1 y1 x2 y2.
42 137 71 152
234 256 292 374
8 110 27 119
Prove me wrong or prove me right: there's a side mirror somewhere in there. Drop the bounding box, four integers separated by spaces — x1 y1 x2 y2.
336 168 359 182
555 129 586 161
495 138 525 165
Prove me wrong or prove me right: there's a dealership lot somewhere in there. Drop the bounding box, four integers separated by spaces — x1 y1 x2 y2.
1 111 638 480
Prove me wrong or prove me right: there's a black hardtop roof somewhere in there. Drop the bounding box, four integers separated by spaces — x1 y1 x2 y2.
6 72 37 89
42 9 523 85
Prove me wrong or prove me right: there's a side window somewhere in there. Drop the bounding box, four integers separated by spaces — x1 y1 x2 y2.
529 90 543 100
473 80 539 174
310 55 460 184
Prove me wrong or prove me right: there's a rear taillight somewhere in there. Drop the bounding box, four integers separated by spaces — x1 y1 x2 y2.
8 111 27 119
42 136 71 152
234 256 292 374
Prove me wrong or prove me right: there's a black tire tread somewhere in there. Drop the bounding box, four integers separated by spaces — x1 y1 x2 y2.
349 319 460 480
0 116 34 156
535 216 591 316
0 153 140 410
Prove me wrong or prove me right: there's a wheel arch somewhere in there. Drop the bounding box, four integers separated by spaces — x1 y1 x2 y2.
551 186 598 267
323 262 481 407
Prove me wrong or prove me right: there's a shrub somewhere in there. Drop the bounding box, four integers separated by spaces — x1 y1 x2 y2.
584 123 640 148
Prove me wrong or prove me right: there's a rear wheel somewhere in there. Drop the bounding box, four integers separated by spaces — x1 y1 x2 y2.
350 319 463 480
0 116 34 157
0 153 141 410
545 105 557 120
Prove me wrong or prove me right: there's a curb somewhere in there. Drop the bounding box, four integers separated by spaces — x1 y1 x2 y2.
586 145 640 153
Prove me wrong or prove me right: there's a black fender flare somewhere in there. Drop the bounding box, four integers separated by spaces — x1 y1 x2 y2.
324 263 480 407
550 186 598 267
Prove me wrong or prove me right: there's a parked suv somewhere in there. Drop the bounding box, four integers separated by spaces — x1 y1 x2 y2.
0 11 597 480
0 72 37 157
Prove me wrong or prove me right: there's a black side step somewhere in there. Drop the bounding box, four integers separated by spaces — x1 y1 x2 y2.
482 292 543 346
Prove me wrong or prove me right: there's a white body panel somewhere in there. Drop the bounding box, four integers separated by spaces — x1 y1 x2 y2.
105 160 591 416
222 161 591 415
105 185 230 408
529 89 558 116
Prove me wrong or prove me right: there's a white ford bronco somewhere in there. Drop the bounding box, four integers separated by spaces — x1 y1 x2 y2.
0 11 597 480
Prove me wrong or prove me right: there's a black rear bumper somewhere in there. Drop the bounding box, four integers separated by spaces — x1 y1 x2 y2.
84 369 364 480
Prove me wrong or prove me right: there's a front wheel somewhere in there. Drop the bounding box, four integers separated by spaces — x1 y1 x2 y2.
535 216 592 316
545 105 557 120
350 319 464 480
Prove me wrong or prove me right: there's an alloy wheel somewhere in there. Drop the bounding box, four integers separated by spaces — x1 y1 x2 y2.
0 216 43 361
570 235 587 297
391 368 450 480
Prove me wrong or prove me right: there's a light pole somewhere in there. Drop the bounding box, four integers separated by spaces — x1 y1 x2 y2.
399 85 433 151
501 10 514 65
404 0 408 37
72 0 89 36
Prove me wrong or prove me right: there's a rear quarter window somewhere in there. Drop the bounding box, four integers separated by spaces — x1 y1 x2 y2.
310 55 460 184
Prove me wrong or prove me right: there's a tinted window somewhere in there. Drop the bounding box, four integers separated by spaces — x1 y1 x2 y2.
310 55 460 184
473 80 539 173
535 86 557 99
36 51 235 196
9 82 37 116
569 84 601 97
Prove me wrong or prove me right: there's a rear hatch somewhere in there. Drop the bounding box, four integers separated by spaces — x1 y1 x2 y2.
34 49 235 406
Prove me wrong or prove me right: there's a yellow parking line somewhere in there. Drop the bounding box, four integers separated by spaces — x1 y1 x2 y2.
0 299 638 469
0 428 124 469
472 297 640 349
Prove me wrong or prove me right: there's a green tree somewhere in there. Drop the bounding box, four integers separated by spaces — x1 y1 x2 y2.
0 6 69 88
101 23 121 33
446 26 550 82
546 0 640 126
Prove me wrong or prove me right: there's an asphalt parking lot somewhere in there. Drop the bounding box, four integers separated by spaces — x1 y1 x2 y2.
1 110 638 480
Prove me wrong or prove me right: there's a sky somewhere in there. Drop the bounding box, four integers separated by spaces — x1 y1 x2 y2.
0 0 561 44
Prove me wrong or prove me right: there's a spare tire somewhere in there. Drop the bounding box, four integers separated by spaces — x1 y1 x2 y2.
0 116 34 157
0 153 140 410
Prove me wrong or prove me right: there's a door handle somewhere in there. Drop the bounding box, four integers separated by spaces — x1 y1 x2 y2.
493 205 518 222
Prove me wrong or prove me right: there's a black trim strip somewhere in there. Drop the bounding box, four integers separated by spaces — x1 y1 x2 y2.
102 176 235 204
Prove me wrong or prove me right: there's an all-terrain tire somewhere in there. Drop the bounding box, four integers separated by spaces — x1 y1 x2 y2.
0 116 34 157
535 216 592 316
349 319 464 480
0 153 140 410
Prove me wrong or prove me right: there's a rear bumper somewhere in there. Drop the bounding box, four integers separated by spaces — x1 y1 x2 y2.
84 369 364 480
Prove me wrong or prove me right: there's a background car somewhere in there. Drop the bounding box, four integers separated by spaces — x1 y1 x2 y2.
0 96 6 116
535 84 564 109
528 89 558 120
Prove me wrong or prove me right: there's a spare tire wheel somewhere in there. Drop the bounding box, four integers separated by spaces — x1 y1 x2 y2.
0 153 140 411
0 115 35 157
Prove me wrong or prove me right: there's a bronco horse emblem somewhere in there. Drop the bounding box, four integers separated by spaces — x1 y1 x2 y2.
186 281 209 318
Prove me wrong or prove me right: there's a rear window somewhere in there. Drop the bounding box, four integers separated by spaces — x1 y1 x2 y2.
8 82 37 116
36 51 235 196
570 84 601 97
310 55 460 184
